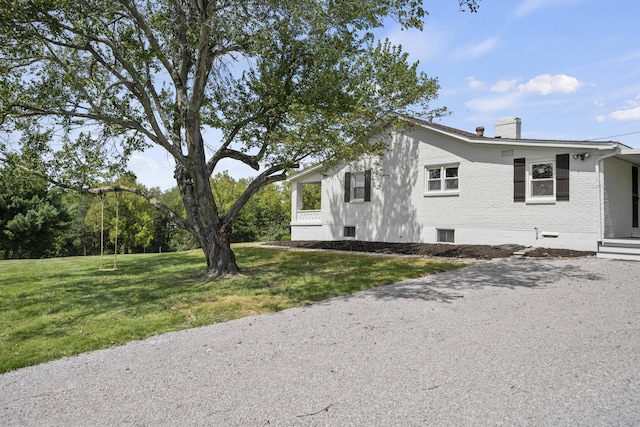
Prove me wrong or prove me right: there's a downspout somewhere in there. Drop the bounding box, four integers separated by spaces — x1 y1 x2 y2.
595 145 622 244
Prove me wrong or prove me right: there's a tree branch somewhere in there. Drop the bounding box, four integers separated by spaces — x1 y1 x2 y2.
88 184 192 232
0 155 192 233
117 0 177 83
18 11 183 161
224 165 287 224
206 110 271 175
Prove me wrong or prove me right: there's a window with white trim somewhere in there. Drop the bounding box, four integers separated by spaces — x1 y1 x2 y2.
425 165 459 195
352 173 366 201
344 170 371 203
529 160 555 199
515 155 569 203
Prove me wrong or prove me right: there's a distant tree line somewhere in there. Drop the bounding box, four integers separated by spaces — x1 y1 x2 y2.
0 147 293 259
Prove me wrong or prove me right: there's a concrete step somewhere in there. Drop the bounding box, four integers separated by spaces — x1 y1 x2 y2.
598 240 640 261
601 238 640 248
597 251 640 261
598 245 640 255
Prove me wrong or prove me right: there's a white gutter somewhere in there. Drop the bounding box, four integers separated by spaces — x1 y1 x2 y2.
595 145 622 243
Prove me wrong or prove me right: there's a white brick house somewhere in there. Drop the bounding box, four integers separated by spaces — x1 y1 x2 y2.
288 116 640 260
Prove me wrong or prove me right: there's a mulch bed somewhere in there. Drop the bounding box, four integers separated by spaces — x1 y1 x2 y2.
267 240 595 260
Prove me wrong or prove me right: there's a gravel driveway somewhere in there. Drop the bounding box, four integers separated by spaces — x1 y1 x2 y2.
2 257 639 426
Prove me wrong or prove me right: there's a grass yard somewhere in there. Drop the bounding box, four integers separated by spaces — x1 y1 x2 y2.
0 246 464 373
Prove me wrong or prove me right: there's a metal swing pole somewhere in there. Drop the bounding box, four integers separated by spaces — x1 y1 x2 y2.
100 194 105 270
113 190 119 270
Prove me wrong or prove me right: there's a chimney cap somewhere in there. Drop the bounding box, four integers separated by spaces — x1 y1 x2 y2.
475 126 485 137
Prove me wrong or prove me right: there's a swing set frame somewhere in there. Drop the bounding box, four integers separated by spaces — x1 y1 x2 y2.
99 189 119 271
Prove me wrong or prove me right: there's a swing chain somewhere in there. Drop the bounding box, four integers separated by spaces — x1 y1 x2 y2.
98 187 119 271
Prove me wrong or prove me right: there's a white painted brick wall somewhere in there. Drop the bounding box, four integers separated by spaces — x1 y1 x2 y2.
294 127 613 251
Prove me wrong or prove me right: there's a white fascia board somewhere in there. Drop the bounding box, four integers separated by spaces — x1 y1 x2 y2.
616 148 640 165
409 119 616 150
619 148 640 155
467 138 618 150
286 163 325 182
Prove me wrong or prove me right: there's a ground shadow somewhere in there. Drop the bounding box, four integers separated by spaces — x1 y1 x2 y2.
357 258 603 303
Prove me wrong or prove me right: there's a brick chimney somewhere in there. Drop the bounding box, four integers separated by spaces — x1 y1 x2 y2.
494 117 521 139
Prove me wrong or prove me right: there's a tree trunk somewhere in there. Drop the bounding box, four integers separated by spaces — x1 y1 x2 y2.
12 243 19 259
175 162 240 277
203 229 239 277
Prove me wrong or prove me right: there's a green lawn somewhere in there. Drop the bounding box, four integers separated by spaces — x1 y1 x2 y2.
0 246 464 373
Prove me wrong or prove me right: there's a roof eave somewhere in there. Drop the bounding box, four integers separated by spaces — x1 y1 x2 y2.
467 138 619 150
286 163 325 182
405 117 619 150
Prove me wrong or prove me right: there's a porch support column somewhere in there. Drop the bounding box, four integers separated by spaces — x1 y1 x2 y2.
596 148 621 242
291 182 304 224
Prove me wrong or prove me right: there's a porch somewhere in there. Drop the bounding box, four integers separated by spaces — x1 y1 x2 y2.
293 209 321 224
597 238 640 261
289 170 323 225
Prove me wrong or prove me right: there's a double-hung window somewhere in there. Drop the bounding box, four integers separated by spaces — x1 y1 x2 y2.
425 165 459 195
352 173 366 201
514 154 569 203
344 170 371 203
529 161 555 200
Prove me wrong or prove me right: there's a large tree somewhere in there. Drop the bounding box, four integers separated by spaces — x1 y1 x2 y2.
0 0 479 276
0 130 69 259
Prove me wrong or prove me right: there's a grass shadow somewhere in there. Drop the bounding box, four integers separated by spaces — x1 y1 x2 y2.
1 247 462 372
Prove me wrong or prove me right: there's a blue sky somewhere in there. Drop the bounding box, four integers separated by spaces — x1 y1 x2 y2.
130 0 640 190
386 0 640 142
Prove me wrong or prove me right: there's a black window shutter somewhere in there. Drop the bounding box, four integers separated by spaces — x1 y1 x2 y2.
344 172 351 202
364 169 372 202
556 154 570 201
514 158 526 202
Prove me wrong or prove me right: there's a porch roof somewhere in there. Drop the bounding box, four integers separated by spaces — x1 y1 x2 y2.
616 148 640 166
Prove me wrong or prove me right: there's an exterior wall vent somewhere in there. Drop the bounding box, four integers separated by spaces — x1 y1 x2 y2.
437 229 455 243
343 226 356 238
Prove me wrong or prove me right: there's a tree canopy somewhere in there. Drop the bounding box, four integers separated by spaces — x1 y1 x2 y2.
0 0 479 275
0 130 69 258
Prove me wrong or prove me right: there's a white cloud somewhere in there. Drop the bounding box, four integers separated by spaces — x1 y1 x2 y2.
385 24 451 62
513 0 572 18
514 0 551 17
491 79 518 93
517 74 582 95
451 37 499 61
128 151 176 190
462 74 585 116
465 92 523 113
596 115 606 123
465 76 486 90
610 106 640 122
614 51 640 63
